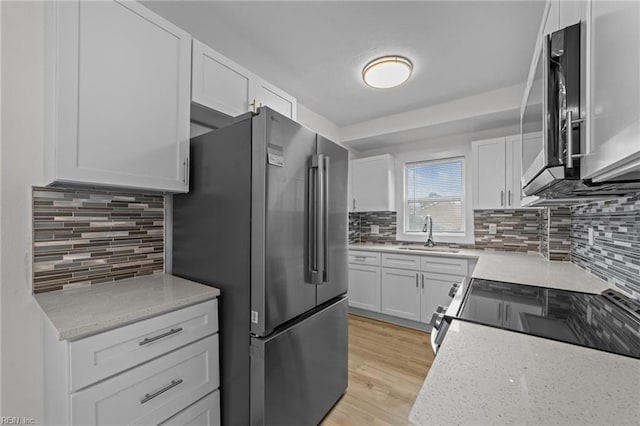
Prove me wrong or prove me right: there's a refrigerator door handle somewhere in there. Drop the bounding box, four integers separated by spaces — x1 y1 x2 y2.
315 154 325 285
308 155 324 284
322 156 330 283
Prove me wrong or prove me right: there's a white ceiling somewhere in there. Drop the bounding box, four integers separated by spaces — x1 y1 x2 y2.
144 0 544 130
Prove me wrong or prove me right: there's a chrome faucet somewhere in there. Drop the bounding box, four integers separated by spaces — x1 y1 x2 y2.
422 215 435 247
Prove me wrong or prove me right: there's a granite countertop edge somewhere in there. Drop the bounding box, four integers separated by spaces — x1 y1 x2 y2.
57 293 218 341
34 273 220 341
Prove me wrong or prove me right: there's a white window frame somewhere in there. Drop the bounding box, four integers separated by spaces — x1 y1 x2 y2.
395 149 474 245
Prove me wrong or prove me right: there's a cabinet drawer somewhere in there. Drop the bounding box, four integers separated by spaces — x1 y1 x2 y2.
381 253 421 271
421 256 468 276
71 334 219 426
348 250 381 265
70 299 218 392
160 390 220 426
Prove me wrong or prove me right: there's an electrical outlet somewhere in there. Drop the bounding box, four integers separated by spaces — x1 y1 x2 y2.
489 224 497 235
588 227 594 245
371 225 380 235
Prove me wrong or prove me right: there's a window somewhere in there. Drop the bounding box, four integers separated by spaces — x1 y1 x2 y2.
405 158 465 234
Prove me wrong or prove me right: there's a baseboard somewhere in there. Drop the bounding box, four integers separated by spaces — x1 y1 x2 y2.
348 307 432 333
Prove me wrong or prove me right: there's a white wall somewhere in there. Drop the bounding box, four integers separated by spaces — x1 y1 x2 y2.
296 103 341 144
351 124 522 245
1 1 46 420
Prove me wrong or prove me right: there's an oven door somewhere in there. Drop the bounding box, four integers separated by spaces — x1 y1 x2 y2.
430 277 470 354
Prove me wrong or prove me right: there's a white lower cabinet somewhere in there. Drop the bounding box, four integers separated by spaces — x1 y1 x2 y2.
44 299 220 426
71 335 219 426
160 391 221 426
348 250 470 327
381 268 421 321
348 264 381 312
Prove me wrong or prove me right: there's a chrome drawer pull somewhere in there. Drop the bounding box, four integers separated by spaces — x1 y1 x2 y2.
138 327 183 346
140 379 183 404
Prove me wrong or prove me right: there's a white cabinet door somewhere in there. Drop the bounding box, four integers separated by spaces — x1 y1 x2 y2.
192 39 254 117
71 334 219 426
472 138 507 209
381 268 421 321
348 265 381 312
351 155 395 212
505 135 524 208
254 79 297 120
48 1 191 193
582 0 640 181
420 273 459 325
160 391 220 426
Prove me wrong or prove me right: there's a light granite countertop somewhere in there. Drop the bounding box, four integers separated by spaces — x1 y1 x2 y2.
35 273 220 341
410 321 640 425
349 243 611 294
350 243 638 424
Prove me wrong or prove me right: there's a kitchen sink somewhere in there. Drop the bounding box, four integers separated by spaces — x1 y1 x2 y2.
396 247 459 253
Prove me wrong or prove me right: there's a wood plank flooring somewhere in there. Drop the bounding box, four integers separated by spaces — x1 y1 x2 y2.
322 314 434 426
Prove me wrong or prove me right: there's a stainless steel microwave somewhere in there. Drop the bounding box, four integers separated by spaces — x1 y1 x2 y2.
520 23 640 204
521 23 583 199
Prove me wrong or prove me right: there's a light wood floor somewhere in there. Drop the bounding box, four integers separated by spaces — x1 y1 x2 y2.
322 314 434 426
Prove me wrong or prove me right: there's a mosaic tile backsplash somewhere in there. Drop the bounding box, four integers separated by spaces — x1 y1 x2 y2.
32 186 164 294
541 207 572 261
349 211 396 244
571 192 640 299
473 209 542 253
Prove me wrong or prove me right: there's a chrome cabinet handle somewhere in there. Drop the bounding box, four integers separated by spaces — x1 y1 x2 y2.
498 302 503 320
500 190 504 206
353 198 356 210
415 273 419 290
182 158 189 186
421 274 424 290
508 190 512 206
353 255 366 260
140 379 183 404
139 327 183 346
505 303 510 322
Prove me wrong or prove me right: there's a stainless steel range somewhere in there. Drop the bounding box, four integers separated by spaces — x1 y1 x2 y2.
432 278 640 359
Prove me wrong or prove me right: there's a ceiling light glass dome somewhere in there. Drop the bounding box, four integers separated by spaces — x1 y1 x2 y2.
362 56 413 89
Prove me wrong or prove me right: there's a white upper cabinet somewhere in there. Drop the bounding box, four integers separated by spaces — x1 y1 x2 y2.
351 154 396 212
581 0 640 182
191 39 297 120
473 135 528 209
46 1 191 193
254 78 297 121
473 138 507 209
191 39 254 118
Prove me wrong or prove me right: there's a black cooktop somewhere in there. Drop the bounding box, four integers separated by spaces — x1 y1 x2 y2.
455 279 640 359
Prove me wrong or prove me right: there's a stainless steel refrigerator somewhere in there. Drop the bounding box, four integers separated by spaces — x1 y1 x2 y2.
173 107 348 425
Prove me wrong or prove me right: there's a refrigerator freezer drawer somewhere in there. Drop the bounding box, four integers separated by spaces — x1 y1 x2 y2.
250 297 348 426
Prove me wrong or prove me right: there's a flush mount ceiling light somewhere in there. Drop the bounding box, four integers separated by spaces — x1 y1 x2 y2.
362 55 413 89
